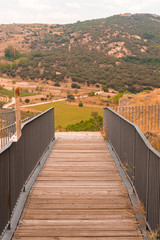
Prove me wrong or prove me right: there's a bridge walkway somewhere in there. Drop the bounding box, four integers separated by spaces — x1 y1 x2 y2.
13 132 143 240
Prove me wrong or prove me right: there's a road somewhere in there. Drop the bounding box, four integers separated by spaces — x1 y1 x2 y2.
3 97 15 109
20 91 104 108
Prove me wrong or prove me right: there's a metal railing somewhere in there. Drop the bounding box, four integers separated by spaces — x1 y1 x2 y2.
0 109 40 150
104 107 160 231
0 107 55 238
112 104 160 133
0 108 16 149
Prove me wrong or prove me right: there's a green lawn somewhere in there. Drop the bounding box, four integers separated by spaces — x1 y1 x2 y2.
29 101 103 129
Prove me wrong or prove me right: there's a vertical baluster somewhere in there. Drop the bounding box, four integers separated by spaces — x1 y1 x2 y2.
2 110 4 148
142 106 143 132
154 105 156 132
158 105 160 131
138 106 140 127
151 105 153 131
145 105 147 132
0 110 2 149
148 105 150 131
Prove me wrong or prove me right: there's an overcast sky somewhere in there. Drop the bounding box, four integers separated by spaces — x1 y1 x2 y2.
0 0 159 24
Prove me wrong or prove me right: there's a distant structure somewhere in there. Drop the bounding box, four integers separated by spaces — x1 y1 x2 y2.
120 13 132 17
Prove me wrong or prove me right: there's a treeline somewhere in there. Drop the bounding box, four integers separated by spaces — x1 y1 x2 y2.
1 45 160 92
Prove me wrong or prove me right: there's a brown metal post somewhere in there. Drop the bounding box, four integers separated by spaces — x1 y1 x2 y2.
15 87 22 141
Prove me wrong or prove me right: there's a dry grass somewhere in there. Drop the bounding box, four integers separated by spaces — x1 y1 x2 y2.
119 89 160 106
145 133 160 152
145 226 160 239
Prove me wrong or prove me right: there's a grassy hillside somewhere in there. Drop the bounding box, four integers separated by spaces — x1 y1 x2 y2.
1 14 160 92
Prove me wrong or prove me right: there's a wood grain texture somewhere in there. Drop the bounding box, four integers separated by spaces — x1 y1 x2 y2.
13 133 143 239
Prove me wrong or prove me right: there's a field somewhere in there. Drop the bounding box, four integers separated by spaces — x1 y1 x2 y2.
28 101 103 130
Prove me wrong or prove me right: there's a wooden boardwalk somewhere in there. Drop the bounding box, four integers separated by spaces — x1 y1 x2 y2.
13 132 143 240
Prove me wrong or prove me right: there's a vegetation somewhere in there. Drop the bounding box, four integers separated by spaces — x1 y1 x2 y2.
21 110 39 120
79 102 83 107
145 132 160 153
88 92 95 96
0 101 6 107
67 94 75 101
110 91 130 104
54 82 60 87
102 85 109 92
4 46 21 60
66 114 103 131
1 14 160 91
0 86 36 98
25 98 30 103
28 101 103 129
71 83 81 89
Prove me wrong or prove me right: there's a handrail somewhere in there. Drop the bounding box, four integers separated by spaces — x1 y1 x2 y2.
103 107 160 231
0 107 55 237
105 107 160 157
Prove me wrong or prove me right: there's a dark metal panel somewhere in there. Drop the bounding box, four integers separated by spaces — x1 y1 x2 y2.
119 118 136 182
0 150 9 235
147 151 160 230
23 116 41 182
103 109 121 157
9 136 25 212
134 131 149 207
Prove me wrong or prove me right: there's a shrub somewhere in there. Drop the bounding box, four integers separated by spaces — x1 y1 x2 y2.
102 85 108 92
67 94 75 101
71 83 81 89
25 98 30 103
4 46 21 60
118 88 124 93
88 91 95 96
91 111 98 120
79 102 83 107
66 115 103 131
54 82 60 87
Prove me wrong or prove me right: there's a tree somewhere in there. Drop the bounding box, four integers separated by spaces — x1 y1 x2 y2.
88 92 95 96
5 46 20 60
118 88 124 93
79 102 83 107
54 82 60 87
102 85 109 92
71 83 81 89
67 94 75 101
25 98 30 103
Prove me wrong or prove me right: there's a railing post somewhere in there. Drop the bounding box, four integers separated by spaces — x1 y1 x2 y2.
15 87 22 141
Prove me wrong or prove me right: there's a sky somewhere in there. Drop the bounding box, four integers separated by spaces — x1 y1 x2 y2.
0 0 159 24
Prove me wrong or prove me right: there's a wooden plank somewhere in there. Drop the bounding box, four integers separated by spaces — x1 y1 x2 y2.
42 166 117 171
37 176 121 181
13 237 143 240
39 171 119 177
49 153 111 158
13 133 143 239
47 156 113 163
14 230 141 237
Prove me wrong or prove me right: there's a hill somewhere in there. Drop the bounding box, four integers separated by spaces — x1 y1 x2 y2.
0 13 160 92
